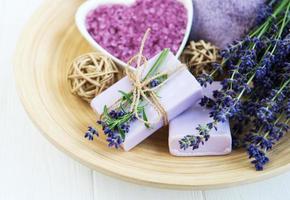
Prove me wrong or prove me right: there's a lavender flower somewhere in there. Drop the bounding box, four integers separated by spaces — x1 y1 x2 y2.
247 144 269 171
255 4 272 26
96 109 137 148
84 126 99 141
179 135 202 151
149 79 160 88
181 0 290 170
179 122 214 151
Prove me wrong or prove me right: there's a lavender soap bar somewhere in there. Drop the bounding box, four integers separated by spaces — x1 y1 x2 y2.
169 82 232 156
91 51 202 151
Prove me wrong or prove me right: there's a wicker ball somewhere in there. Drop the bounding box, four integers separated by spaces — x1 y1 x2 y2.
68 52 123 102
180 40 220 76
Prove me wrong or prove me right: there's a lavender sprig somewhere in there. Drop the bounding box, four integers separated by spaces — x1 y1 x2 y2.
180 0 290 170
85 49 170 148
84 126 99 141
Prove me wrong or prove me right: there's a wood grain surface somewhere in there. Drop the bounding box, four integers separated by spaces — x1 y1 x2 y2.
2 0 290 199
12 0 290 189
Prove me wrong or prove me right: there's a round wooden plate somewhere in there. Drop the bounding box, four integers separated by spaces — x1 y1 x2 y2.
14 0 290 189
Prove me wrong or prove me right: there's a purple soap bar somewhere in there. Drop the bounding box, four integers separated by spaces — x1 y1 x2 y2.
91 51 202 151
169 82 232 156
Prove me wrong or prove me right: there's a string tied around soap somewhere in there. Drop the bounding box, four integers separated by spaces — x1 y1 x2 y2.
107 29 186 127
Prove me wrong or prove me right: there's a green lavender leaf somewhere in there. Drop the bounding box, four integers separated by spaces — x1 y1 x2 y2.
118 90 133 103
142 108 150 128
143 48 169 80
103 105 110 119
103 105 108 114
156 74 168 84
120 104 126 113
118 126 126 140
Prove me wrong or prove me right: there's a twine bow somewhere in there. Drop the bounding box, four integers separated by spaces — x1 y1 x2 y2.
110 29 185 127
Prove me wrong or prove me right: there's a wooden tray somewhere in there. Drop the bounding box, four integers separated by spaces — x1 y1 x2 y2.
14 0 290 189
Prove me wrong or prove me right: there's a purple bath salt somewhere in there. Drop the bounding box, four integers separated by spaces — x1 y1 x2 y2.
191 0 264 48
86 0 187 64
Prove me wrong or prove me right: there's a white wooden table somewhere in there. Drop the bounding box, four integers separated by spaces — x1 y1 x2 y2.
1 0 290 199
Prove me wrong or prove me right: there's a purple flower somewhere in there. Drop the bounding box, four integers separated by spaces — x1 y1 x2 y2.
255 4 272 26
179 135 202 151
107 133 123 149
197 73 213 87
84 126 99 141
149 79 160 88
256 107 275 123
247 144 269 171
286 101 290 119
199 96 215 108
179 123 213 151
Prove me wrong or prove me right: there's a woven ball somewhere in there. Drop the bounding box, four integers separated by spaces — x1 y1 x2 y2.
68 52 123 102
180 40 220 76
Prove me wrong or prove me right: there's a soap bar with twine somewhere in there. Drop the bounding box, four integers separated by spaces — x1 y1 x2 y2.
91 50 203 151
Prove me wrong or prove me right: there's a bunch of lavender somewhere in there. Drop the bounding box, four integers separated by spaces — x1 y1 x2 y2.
85 49 170 148
180 0 290 170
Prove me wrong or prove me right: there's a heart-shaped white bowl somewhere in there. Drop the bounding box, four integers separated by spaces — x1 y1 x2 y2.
75 0 193 69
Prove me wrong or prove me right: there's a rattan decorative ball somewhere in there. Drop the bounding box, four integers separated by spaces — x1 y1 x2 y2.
68 52 123 102
180 40 220 76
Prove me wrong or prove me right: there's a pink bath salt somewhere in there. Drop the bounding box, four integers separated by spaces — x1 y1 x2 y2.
86 0 187 64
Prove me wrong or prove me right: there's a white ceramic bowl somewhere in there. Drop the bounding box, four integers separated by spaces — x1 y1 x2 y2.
75 0 193 69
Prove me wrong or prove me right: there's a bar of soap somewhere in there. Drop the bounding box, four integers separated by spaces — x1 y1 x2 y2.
91 51 203 151
169 82 232 156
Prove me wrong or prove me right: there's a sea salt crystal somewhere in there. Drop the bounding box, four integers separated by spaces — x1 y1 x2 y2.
91 51 202 151
86 0 187 64
169 82 232 156
191 0 264 48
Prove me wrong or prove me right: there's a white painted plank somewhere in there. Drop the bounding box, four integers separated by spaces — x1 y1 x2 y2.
92 172 204 200
204 172 290 200
0 0 94 199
